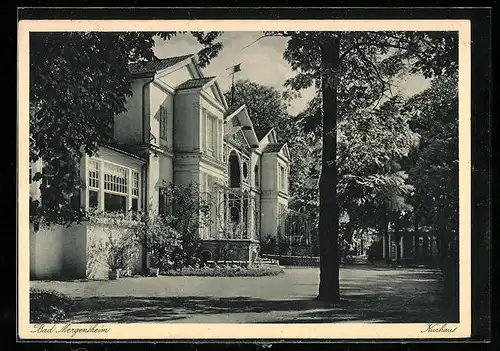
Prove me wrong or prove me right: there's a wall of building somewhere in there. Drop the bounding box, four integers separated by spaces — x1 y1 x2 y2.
173 93 200 152
113 78 149 144
62 223 88 279
147 153 160 214
260 153 277 192
150 82 174 151
30 224 65 279
158 65 195 89
159 154 174 187
260 197 278 238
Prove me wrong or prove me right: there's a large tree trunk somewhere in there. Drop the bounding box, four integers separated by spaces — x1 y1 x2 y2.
381 206 390 263
317 34 341 303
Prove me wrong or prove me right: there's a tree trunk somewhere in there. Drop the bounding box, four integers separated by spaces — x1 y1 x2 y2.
317 34 341 303
394 216 401 265
381 206 390 263
423 235 429 258
413 216 419 262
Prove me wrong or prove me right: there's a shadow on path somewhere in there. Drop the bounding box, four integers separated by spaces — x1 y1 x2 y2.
69 290 454 324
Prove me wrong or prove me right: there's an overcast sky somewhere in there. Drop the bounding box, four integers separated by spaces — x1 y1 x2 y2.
154 32 431 116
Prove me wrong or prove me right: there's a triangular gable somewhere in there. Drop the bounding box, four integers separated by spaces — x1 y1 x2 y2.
280 144 291 160
156 55 215 91
225 125 252 149
260 128 278 145
203 79 228 109
203 86 218 100
225 105 259 147
234 129 251 148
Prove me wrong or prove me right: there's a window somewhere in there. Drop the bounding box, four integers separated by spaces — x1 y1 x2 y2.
159 187 167 215
279 165 284 192
103 162 128 213
88 159 100 208
278 165 288 193
242 162 248 180
159 105 168 140
254 165 259 187
131 171 139 212
206 114 216 157
87 158 140 214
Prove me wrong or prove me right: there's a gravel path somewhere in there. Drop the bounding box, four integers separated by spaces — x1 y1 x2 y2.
31 266 450 323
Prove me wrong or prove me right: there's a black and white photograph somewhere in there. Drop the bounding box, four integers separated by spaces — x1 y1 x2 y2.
18 18 474 340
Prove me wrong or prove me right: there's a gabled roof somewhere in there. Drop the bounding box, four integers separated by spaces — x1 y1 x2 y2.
224 105 259 147
261 143 285 153
128 54 194 75
176 77 216 91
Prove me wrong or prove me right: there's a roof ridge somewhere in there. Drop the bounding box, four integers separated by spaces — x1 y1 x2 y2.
128 54 195 74
176 76 217 90
156 53 194 61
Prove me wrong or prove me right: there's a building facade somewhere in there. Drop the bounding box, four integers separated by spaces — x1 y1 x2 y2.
29 54 290 279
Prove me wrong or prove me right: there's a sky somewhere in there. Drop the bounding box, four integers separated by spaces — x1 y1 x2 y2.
154 32 431 116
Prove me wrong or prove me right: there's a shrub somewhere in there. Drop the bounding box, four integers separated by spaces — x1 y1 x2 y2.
85 210 141 276
161 264 284 277
134 213 183 272
260 235 281 255
30 289 74 323
367 239 383 262
105 232 138 271
159 183 210 268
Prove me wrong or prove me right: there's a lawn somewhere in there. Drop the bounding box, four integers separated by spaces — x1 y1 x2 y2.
30 266 453 323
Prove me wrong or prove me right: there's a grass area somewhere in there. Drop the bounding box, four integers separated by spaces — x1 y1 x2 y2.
30 288 74 323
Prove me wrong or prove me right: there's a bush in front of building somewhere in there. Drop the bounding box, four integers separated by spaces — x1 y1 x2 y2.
367 239 383 262
160 263 284 277
135 213 184 272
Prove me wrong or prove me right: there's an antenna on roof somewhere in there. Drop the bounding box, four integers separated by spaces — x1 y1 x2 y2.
226 63 242 106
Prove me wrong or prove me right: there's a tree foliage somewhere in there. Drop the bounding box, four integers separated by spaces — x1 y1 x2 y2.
224 79 293 140
405 71 459 234
265 30 458 300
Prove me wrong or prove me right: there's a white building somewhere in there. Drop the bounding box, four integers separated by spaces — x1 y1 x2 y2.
30 54 290 280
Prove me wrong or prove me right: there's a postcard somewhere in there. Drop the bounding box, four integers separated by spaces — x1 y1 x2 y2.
18 17 471 340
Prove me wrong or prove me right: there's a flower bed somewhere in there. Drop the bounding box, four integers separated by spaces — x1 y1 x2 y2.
30 288 74 323
262 254 321 267
160 263 284 277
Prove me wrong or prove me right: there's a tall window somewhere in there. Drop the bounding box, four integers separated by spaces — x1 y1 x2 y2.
206 114 216 157
158 186 173 216
279 165 285 192
159 105 168 141
254 165 259 187
131 171 139 211
88 160 100 209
